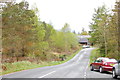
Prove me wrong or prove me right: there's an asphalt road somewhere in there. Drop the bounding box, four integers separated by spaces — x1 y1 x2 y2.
1 48 118 79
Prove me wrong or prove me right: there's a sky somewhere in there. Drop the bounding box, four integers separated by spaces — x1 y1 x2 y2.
17 0 116 33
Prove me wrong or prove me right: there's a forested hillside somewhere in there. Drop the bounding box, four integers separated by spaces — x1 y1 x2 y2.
2 1 79 63
89 2 120 59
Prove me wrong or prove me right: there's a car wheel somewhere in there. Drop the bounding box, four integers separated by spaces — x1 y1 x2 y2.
112 69 118 79
90 65 94 71
99 67 103 73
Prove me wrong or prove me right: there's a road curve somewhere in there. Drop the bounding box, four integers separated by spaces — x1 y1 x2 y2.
1 48 116 78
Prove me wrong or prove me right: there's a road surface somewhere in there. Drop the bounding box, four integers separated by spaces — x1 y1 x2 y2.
1 48 118 79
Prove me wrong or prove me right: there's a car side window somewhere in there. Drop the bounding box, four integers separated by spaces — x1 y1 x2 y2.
94 59 102 63
94 60 98 63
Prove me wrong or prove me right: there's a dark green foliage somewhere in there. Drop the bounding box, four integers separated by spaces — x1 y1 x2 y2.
2 1 79 62
89 4 120 59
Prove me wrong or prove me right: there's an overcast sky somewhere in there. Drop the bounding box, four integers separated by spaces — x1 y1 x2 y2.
17 0 116 33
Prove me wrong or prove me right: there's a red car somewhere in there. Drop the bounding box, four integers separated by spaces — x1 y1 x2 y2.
90 57 117 73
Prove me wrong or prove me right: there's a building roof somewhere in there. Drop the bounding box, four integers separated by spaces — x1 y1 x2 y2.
77 35 91 38
78 38 88 43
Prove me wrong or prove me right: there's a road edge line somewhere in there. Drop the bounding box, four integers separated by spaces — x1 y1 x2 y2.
38 71 56 78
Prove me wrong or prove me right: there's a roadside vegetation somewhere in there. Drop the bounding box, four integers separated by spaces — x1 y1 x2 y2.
89 2 120 60
1 1 81 75
90 48 100 63
1 48 81 75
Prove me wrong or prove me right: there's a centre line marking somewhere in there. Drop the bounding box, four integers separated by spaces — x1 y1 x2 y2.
38 71 56 78
84 59 90 78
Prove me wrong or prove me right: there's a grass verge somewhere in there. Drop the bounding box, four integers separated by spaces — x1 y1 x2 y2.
48 48 82 65
1 48 81 75
90 48 100 63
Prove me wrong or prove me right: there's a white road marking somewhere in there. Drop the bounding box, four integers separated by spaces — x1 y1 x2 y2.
84 59 90 78
77 54 83 62
77 50 87 62
38 71 56 78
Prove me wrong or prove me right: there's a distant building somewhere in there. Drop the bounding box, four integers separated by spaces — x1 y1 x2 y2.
77 35 91 45
78 38 88 45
